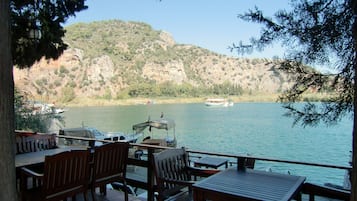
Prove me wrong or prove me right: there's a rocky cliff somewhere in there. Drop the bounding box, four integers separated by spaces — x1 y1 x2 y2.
14 20 293 102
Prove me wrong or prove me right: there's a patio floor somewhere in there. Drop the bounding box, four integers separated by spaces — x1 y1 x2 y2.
72 189 147 201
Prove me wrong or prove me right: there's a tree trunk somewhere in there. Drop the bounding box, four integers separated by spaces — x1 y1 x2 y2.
0 1 17 201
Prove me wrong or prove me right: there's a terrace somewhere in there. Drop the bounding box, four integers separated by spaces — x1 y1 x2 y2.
15 132 352 201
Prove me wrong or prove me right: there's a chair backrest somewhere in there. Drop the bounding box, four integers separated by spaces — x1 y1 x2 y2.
15 131 36 154
42 150 91 201
92 142 129 187
245 158 255 169
15 133 57 154
32 134 57 151
153 148 191 199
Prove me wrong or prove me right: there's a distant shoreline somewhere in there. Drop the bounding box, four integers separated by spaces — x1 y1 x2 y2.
58 92 335 107
62 94 281 107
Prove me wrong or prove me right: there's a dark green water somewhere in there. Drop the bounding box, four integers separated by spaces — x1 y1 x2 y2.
62 102 352 186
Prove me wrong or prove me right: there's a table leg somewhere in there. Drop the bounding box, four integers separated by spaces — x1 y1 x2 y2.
193 189 205 201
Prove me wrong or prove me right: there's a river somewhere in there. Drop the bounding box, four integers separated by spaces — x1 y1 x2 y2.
61 102 352 186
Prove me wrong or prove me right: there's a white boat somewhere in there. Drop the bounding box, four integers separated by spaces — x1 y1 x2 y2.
132 118 177 147
58 127 142 146
205 98 234 107
31 101 67 115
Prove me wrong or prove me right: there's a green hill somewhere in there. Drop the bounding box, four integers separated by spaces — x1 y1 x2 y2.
14 20 294 104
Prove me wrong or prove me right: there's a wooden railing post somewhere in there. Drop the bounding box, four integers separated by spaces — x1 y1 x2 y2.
237 157 246 171
147 148 155 201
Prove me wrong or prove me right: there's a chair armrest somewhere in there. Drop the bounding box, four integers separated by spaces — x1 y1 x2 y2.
20 167 44 190
21 167 44 178
187 166 220 177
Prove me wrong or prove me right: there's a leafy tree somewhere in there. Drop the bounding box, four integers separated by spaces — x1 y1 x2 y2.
0 0 87 200
159 81 178 97
233 0 356 199
11 0 87 68
15 88 63 132
61 86 76 102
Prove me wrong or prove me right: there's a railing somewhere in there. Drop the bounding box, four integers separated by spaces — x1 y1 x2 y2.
187 149 351 170
186 149 352 201
55 135 352 201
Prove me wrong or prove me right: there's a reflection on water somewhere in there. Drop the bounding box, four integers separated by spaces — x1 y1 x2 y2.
62 102 352 186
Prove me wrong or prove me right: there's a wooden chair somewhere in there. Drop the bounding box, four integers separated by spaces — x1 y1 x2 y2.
15 133 57 154
15 132 37 154
152 148 219 201
20 150 91 201
91 142 130 201
35 134 57 150
16 133 58 188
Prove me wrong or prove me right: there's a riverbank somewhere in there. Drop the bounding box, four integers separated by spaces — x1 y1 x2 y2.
62 94 280 107
58 92 334 107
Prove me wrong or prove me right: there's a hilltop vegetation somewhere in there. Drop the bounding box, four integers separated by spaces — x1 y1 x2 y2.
14 20 298 104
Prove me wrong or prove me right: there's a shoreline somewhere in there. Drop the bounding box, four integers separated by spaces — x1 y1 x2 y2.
57 92 333 107
61 94 281 107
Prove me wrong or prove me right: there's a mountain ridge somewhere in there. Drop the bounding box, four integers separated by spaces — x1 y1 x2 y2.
14 19 293 103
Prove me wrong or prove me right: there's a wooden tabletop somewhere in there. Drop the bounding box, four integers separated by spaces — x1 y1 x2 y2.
15 146 87 168
193 168 305 201
194 156 228 169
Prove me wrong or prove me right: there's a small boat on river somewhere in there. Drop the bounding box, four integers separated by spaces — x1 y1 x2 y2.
205 98 234 107
30 101 67 115
58 127 142 146
132 118 177 147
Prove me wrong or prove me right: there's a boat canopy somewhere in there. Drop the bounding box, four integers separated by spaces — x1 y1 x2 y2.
132 118 175 134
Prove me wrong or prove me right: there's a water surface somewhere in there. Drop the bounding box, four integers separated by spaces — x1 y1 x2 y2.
63 103 352 186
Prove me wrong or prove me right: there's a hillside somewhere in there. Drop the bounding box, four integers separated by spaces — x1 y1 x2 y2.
14 20 294 103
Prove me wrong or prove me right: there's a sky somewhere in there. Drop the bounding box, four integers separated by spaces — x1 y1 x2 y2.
65 0 291 58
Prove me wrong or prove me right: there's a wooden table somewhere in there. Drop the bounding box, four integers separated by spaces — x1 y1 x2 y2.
193 168 306 201
194 156 228 169
15 146 87 168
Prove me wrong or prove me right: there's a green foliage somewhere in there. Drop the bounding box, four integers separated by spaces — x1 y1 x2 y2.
158 82 177 97
61 87 76 102
54 80 61 87
116 89 131 99
64 20 219 86
35 78 47 87
59 66 69 74
235 0 354 126
11 0 88 68
127 83 160 97
67 81 77 88
211 81 243 96
118 81 241 98
15 88 63 132
102 89 112 100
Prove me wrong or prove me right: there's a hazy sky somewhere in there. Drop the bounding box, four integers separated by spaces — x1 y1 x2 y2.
66 0 291 58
